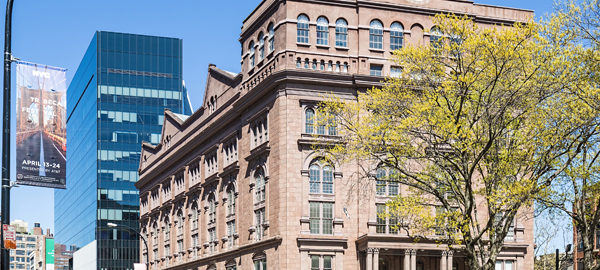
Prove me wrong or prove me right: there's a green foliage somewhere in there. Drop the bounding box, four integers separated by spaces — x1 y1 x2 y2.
321 13 599 270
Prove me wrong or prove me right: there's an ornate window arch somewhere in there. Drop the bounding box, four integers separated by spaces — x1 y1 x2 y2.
297 14 310 43
369 19 384 49
226 260 238 270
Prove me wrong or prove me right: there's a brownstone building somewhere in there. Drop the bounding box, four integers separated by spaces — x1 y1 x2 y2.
136 0 535 269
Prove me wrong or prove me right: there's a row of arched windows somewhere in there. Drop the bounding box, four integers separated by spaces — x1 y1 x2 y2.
248 23 275 69
296 14 443 51
297 15 348 47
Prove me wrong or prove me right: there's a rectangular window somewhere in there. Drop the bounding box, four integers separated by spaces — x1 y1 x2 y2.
254 258 267 270
208 228 216 253
311 255 333 270
309 202 333 235
255 208 265 241
317 24 329 45
391 66 402 78
376 204 398 234
370 65 383 76
227 220 236 248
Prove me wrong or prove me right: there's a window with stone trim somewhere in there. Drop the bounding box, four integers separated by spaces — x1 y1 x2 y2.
495 260 514 270
297 14 310 43
226 260 238 270
309 160 334 194
311 255 333 270
190 203 198 230
208 194 217 225
254 167 266 203
375 166 399 196
226 220 236 248
227 183 236 216
251 117 268 149
310 201 333 235
317 16 329 45
249 41 256 68
376 204 398 234
163 218 170 244
335 18 348 47
255 208 266 241
253 253 267 270
205 151 218 177
258 32 265 60
268 23 275 52
189 161 201 185
304 107 337 136
176 210 184 236
223 138 238 167
208 227 217 253
369 19 383 49
430 26 442 49
390 22 404 50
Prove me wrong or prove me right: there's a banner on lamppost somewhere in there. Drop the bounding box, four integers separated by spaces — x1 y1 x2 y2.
15 61 66 189
45 238 55 270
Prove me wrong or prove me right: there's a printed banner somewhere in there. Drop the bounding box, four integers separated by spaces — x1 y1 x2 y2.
16 62 66 189
45 238 55 270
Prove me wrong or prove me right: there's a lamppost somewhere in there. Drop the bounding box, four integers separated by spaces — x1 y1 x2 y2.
2 1 15 270
107 222 149 267
555 244 572 270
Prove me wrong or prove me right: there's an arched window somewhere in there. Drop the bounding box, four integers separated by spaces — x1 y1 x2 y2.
304 58 310 69
335 61 341 73
305 108 337 136
317 16 329 45
268 23 275 52
343 62 348 73
226 260 238 270
249 41 255 68
320 60 325 71
296 58 302 68
191 203 198 230
152 222 158 244
258 32 265 60
369 19 383 49
327 61 333 71
163 217 170 241
390 22 404 50
208 194 216 224
305 108 315 134
176 210 183 235
254 167 266 203
297 14 310 44
208 264 217 270
375 166 399 196
227 184 236 216
335 18 348 47
309 160 334 194
253 253 267 270
430 26 442 49
312 59 317 70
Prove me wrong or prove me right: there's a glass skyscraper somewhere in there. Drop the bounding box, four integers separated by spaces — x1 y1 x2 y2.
55 31 187 269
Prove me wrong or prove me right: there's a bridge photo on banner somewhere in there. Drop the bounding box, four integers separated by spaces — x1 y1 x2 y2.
15 61 66 189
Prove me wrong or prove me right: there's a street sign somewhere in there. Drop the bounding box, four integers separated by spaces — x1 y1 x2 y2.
3 224 16 249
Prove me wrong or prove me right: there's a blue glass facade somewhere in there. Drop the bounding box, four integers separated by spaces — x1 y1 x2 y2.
55 31 186 270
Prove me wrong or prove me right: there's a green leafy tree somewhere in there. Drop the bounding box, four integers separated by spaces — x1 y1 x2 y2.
320 14 599 270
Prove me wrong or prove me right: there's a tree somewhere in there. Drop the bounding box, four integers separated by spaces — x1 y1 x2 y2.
536 2 600 269
320 14 599 270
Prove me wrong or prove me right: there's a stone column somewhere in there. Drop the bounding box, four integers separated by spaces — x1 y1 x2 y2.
404 250 411 270
447 250 454 270
373 248 380 270
410 249 417 270
440 251 447 270
366 248 374 270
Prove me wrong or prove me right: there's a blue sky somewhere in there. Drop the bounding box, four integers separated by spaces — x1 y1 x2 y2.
0 0 566 251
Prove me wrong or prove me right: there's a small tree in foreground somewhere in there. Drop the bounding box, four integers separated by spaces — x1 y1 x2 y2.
320 14 599 270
